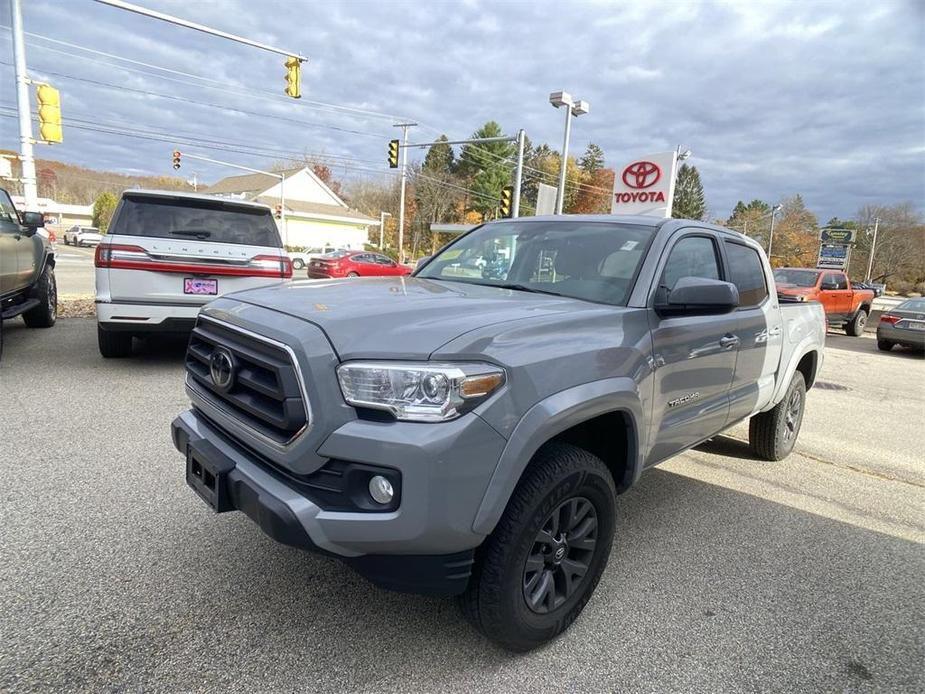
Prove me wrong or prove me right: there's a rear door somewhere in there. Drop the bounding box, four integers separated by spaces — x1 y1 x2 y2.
646 231 739 464
101 194 289 306
722 239 782 421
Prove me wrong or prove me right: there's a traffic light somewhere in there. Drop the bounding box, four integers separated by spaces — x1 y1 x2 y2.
172 150 181 170
284 56 301 99
275 204 283 220
388 139 400 168
35 84 62 143
499 185 514 218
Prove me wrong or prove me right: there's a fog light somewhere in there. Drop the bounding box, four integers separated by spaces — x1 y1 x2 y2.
368 475 394 504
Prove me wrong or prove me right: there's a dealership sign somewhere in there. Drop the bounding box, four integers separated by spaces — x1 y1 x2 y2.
820 228 857 244
611 151 678 217
817 244 850 270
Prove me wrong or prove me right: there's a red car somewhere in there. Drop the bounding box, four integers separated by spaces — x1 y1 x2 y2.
307 250 412 279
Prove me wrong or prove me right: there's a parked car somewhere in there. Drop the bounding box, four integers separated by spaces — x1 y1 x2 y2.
288 246 342 270
172 215 825 651
0 188 57 360
64 225 103 247
95 190 292 358
774 268 875 336
877 298 925 352
306 250 412 279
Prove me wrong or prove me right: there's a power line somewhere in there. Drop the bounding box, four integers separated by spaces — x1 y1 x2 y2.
0 25 418 124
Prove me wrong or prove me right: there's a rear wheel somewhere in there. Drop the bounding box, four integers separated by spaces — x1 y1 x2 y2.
22 265 57 328
846 309 867 336
347 271 359 277
749 371 806 461
292 258 304 270
877 339 894 352
98 324 133 358
458 442 616 651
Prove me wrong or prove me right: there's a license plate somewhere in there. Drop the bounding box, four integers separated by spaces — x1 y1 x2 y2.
184 278 218 295
905 320 925 331
186 446 234 512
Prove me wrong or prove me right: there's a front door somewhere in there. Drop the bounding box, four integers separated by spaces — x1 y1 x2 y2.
821 272 852 318
646 232 739 465
0 190 27 296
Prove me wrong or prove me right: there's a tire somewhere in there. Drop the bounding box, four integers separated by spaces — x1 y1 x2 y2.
64 237 70 246
846 309 867 336
877 339 894 352
22 265 57 328
347 271 359 277
458 442 616 651
749 371 806 461
0 318 4 362
97 324 133 358
292 259 304 270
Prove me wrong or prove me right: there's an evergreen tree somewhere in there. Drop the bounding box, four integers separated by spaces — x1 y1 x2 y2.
578 143 605 174
422 135 454 174
456 121 515 216
671 164 706 220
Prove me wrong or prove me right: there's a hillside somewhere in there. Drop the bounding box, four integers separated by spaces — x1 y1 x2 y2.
0 151 189 204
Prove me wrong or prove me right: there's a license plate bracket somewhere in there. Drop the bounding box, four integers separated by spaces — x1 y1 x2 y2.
184 277 218 295
186 445 235 512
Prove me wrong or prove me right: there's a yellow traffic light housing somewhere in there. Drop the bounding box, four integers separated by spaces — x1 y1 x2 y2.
388 139 400 169
499 185 514 218
172 150 182 170
36 84 63 144
284 56 301 99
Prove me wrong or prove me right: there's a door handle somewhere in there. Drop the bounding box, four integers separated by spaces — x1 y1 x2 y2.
719 334 739 349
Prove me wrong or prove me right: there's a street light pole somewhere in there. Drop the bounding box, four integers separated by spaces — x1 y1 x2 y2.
10 0 37 208
512 129 525 218
865 217 880 282
767 204 783 258
379 211 391 249
549 91 589 215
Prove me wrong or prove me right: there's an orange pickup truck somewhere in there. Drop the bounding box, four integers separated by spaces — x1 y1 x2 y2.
773 268 875 336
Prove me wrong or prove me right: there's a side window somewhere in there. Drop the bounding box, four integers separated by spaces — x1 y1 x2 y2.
822 272 846 289
0 190 19 226
834 274 848 290
374 254 394 265
661 236 721 289
724 241 769 307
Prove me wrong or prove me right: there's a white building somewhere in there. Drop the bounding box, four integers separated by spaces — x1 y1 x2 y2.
11 195 94 235
206 167 377 250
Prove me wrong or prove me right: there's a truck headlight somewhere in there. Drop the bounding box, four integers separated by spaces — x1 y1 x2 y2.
336 362 505 422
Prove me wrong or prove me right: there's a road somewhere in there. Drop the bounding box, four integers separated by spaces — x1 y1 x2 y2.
1 319 923 693
51 244 96 296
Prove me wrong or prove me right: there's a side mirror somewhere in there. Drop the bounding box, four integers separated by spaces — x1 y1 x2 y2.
21 211 45 230
655 276 739 317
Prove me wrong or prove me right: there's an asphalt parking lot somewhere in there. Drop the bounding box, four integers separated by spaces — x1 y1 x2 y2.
50 244 96 297
1 318 923 693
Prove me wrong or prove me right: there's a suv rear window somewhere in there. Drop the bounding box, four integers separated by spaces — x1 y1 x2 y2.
111 195 281 247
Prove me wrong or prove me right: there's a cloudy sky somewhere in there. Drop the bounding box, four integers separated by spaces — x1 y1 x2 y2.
1 0 922 221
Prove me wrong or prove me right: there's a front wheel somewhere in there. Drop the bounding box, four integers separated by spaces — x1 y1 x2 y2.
22 265 57 328
458 442 616 651
846 309 867 336
749 371 806 461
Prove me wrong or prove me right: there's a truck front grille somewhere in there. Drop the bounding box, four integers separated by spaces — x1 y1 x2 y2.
185 317 308 444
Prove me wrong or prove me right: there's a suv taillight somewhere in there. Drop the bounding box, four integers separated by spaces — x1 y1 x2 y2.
251 255 292 279
95 244 148 268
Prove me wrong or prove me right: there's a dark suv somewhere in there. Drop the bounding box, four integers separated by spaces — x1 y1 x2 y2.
0 188 57 359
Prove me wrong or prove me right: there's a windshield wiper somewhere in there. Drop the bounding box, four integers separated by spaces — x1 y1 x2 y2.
169 229 212 238
492 283 564 297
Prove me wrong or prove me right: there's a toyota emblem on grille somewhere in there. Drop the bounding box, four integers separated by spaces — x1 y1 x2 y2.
209 347 236 391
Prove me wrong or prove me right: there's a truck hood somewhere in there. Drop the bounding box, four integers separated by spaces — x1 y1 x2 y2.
228 276 603 359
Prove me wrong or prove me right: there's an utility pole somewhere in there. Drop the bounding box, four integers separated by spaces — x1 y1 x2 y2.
511 129 525 218
10 0 37 208
865 217 880 282
394 122 416 264
767 204 782 258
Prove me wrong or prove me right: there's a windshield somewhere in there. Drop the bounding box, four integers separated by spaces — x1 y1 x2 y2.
110 195 281 247
415 220 655 306
774 269 820 287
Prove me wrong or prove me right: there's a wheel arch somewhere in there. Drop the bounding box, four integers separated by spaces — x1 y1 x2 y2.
471 378 644 535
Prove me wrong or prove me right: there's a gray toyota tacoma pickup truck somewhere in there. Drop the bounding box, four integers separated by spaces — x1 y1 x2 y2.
171 215 825 650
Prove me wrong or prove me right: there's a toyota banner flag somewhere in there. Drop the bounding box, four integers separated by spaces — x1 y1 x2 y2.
611 151 679 217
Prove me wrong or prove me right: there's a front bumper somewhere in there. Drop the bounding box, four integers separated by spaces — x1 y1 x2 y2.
171 407 505 595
